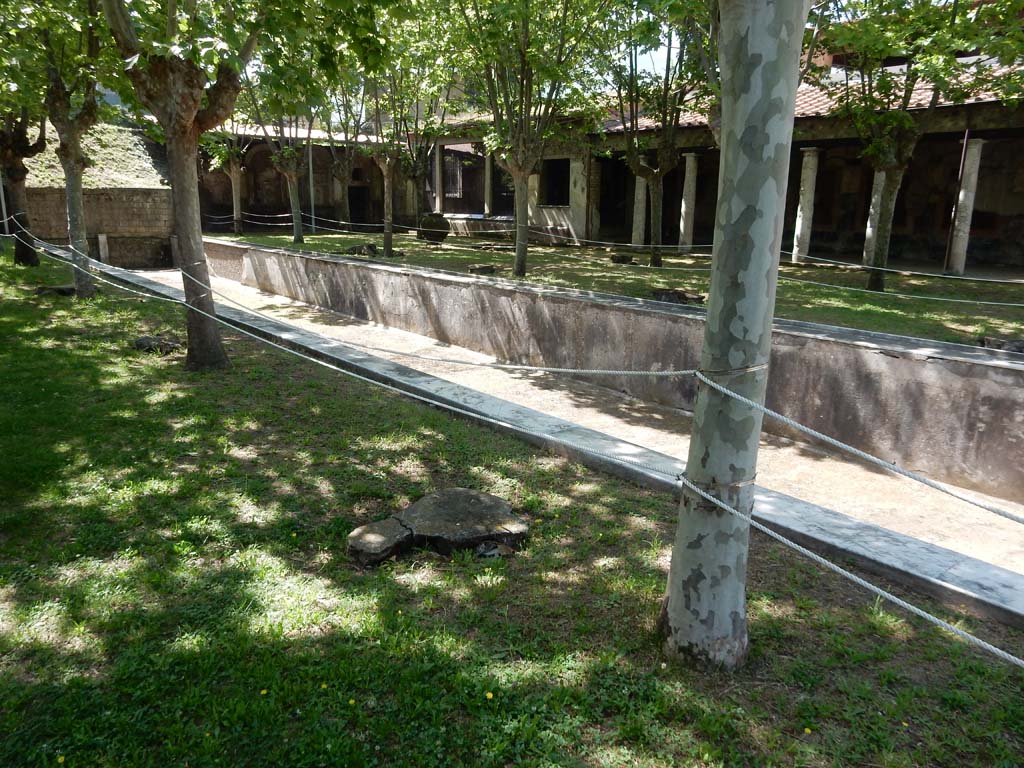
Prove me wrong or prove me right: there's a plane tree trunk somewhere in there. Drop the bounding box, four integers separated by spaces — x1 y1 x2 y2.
166 130 230 370
5 164 39 267
331 153 353 227
373 154 397 257
0 114 47 267
648 173 665 267
100 0 262 370
283 170 304 244
660 0 810 670
228 159 243 234
504 166 531 277
55 132 95 297
865 166 907 292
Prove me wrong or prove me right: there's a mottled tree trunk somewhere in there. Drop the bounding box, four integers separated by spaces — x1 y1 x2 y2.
707 101 723 148
512 169 530 277
866 167 906 292
284 172 304 244
661 0 810 670
381 159 394 258
228 161 243 235
862 170 884 268
56 132 95 297
332 154 353 227
411 171 425 225
648 173 664 267
6 166 38 266
166 131 230 371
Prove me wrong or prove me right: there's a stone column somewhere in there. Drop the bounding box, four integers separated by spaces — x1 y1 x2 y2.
791 147 820 263
631 176 647 246
947 139 985 276
97 233 109 263
484 154 494 216
678 153 698 249
862 169 885 266
433 141 444 214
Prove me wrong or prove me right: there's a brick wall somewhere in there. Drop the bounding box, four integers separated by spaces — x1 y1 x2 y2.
26 187 174 268
27 187 173 238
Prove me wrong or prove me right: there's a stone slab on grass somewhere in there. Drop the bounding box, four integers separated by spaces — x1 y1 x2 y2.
401 488 527 555
347 488 528 565
347 517 412 566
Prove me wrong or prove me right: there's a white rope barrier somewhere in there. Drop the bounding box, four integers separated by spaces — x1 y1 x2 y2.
676 475 1024 670
210 228 1022 307
803 254 1024 286
210 210 1024 285
693 371 1024 527
166 241 1024 527
303 210 517 236
15 219 1022 528
778 274 1024 308
22 231 1024 671
526 226 716 251
181 268 700 377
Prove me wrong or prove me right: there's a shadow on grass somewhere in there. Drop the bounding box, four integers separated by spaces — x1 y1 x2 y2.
1 257 1022 767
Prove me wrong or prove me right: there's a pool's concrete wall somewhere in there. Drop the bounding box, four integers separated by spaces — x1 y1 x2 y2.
204 238 1024 501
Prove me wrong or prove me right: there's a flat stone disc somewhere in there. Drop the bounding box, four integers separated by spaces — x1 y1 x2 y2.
347 488 529 565
398 488 527 555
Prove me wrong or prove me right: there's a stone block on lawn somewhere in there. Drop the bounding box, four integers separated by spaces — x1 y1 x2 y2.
399 488 528 555
34 284 77 297
650 288 705 305
347 517 413 566
343 243 378 257
134 334 183 354
347 488 528 565
980 336 1024 353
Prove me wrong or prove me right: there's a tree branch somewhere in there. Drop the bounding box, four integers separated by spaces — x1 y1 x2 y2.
99 0 139 57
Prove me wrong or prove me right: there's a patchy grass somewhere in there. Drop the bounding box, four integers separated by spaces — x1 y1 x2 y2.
218 230 1024 345
2 252 1023 767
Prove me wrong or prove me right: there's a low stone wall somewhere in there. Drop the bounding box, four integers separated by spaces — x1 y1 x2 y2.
204 238 1024 501
27 187 173 268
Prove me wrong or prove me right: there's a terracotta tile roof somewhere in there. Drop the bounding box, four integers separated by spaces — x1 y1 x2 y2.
601 78 1004 134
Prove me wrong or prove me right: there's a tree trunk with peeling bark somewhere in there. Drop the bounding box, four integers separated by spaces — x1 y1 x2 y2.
100 0 263 371
228 160 243 234
864 166 906 292
55 132 95 297
373 155 396 257
42 1 100 297
331 154 353 227
166 131 230 370
660 0 810 670
283 171 304 244
5 164 39 266
511 168 530 277
648 173 665 268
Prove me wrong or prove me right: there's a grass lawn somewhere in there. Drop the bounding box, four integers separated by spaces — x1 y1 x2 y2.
215 230 1024 346
2 252 1023 767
